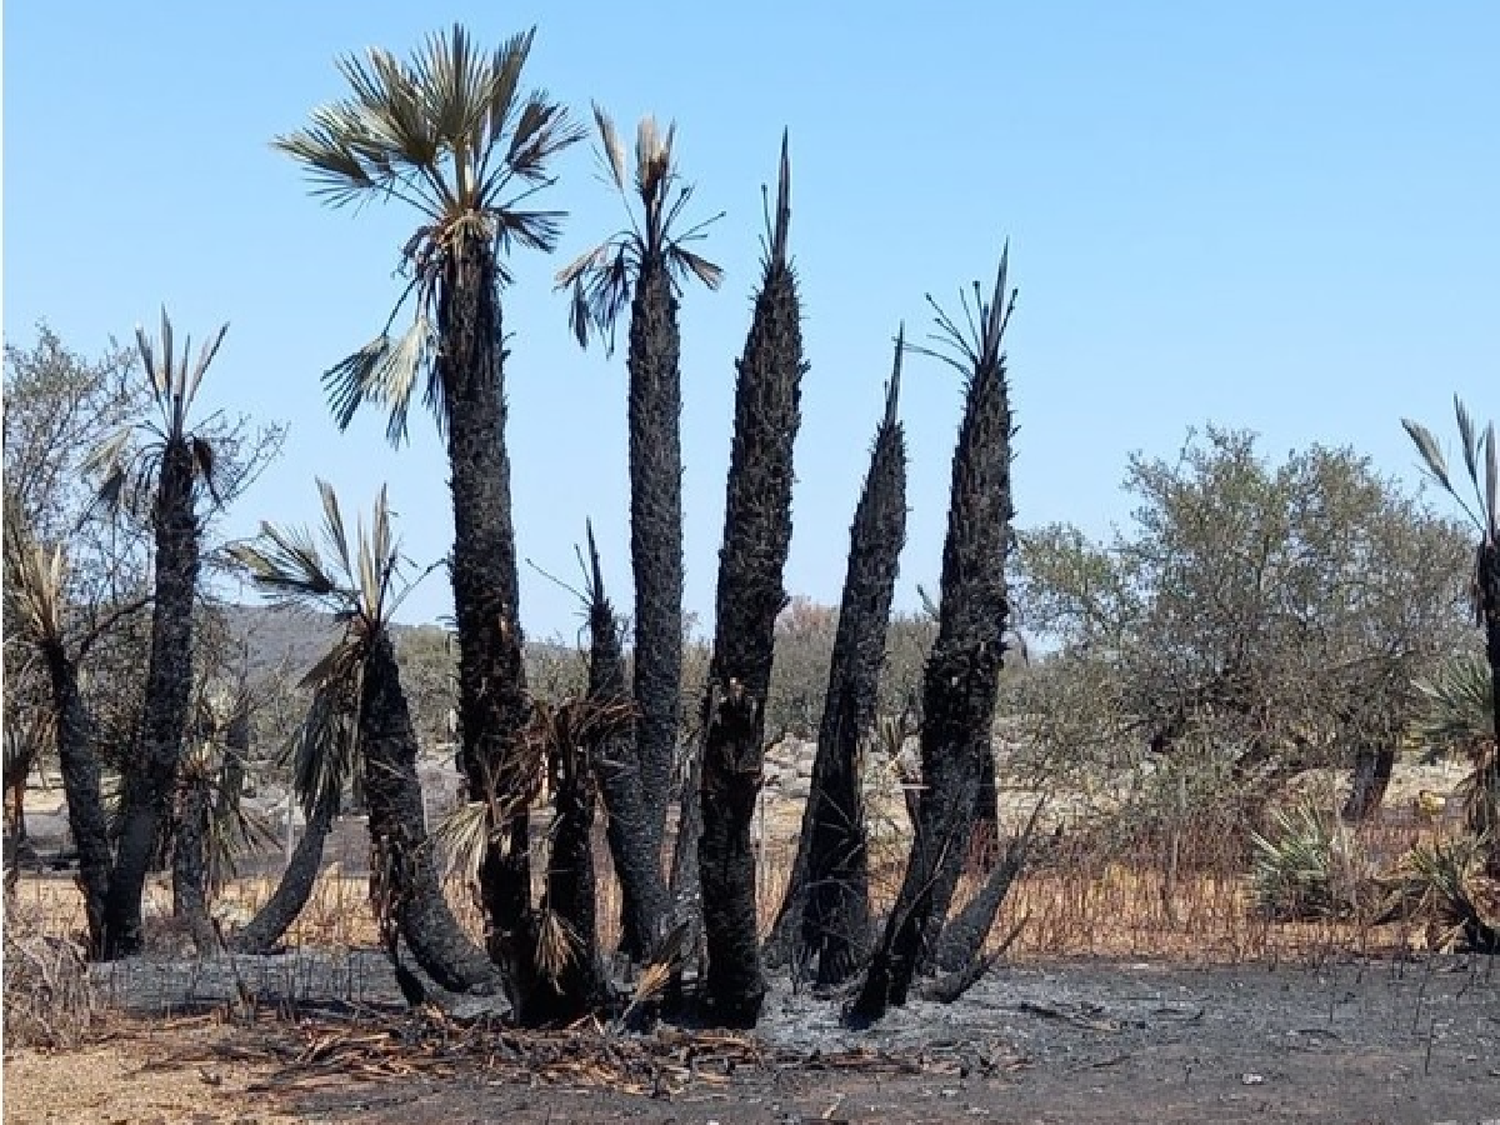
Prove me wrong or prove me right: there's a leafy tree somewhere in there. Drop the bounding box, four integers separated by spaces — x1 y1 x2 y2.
698 136 805 1026
1020 427 1473 824
231 482 498 994
276 24 582 984
854 250 1019 1023
559 112 722 909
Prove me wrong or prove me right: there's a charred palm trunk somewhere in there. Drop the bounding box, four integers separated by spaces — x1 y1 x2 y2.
1341 747 1396 823
1479 542 1500 870
438 228 534 978
233 789 338 955
104 441 198 958
853 259 1017 1024
769 342 906 985
532 734 603 1023
698 136 804 1027
586 529 670 958
44 642 111 956
362 631 497 994
628 259 684 874
171 753 217 955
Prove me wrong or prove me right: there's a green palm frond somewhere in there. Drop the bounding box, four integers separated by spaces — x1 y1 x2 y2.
279 24 582 443
1412 654 1495 761
1249 802 1369 920
556 104 722 350
1402 397 1497 537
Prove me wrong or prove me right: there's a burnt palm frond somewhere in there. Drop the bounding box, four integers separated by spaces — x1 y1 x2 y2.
556 105 723 350
911 243 1018 381
278 24 583 442
1403 397 1498 543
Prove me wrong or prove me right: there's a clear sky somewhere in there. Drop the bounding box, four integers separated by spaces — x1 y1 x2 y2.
6 2 1497 639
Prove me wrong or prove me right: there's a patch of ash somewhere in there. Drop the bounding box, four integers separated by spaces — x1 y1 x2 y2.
88 947 405 1015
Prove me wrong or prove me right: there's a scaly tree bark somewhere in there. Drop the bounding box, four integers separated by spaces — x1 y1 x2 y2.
853 251 1018 1023
583 526 671 957
363 632 496 993
698 135 805 1027
96 314 229 958
558 113 722 953
768 335 907 985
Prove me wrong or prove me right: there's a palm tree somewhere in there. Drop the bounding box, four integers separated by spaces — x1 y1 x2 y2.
558 112 722 920
74 311 229 956
1403 400 1499 851
698 135 806 1027
231 481 497 994
768 335 908 985
275 23 581 976
853 250 1020 1024
3 514 115 953
233 680 352 955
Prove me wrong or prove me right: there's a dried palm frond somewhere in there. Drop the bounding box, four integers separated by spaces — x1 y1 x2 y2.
534 907 580 988
430 799 494 888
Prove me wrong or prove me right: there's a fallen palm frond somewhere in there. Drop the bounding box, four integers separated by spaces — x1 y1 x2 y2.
217 1007 1021 1097
2 901 98 1048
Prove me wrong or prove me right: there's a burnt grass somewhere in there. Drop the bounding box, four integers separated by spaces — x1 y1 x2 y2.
86 949 1500 1124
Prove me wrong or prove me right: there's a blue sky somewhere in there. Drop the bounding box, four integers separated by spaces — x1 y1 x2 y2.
6 2 1497 638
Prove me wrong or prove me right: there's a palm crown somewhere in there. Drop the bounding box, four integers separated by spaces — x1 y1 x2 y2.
83 309 229 519
557 106 723 350
274 24 583 444
230 482 421 815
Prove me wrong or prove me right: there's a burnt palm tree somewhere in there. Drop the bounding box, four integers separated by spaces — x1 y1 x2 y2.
698 135 805 1027
3 514 115 954
276 24 582 976
83 311 228 957
231 482 497 993
233 681 352 955
853 250 1019 1024
558 112 722 911
1403 400 1499 846
768 334 908 985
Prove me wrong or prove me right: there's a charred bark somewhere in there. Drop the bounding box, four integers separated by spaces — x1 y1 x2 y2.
362 631 498 995
852 255 1017 1024
585 529 670 959
43 642 112 956
628 261 685 862
769 342 906 985
104 441 199 958
437 227 534 978
233 789 338 955
699 136 804 1027
171 758 217 955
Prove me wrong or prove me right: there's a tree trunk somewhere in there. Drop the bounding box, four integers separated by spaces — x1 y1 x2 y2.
362 631 498 995
852 259 1016 1024
233 790 337 955
44 642 112 956
585 531 670 959
628 260 684 868
171 757 218 955
699 136 804 1028
1479 542 1499 874
769 349 906 985
438 226 535 982
104 441 198 958
531 735 603 1023
1341 747 1396 823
